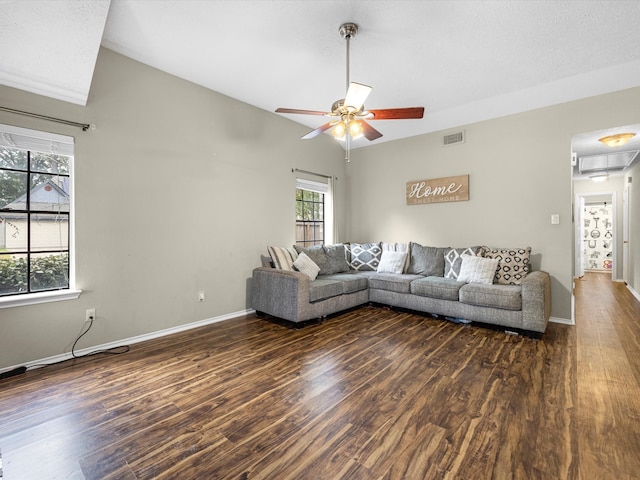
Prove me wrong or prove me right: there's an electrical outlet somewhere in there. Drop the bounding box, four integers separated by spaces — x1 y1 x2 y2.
85 308 96 322
198 291 205 302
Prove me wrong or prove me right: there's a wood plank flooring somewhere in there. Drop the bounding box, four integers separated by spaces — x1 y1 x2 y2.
0 271 639 479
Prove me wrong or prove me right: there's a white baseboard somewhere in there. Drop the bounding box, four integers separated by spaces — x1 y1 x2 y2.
628 284 640 303
549 316 574 325
1 309 255 375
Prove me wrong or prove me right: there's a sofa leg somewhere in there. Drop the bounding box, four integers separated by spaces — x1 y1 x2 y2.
255 311 266 318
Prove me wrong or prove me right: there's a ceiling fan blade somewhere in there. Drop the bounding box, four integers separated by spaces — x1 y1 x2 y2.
368 107 425 120
360 120 383 141
275 108 328 116
301 122 335 140
344 82 372 111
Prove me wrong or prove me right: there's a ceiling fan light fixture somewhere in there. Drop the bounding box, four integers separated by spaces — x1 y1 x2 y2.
331 122 346 140
349 120 364 139
598 133 636 147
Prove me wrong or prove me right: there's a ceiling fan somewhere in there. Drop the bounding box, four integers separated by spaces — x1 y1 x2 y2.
276 22 425 161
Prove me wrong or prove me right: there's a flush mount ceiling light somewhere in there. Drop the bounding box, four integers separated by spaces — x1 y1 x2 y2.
276 22 424 162
590 173 609 182
598 132 636 148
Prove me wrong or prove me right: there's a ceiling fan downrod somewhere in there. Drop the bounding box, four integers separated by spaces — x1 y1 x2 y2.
339 23 358 91
339 23 358 162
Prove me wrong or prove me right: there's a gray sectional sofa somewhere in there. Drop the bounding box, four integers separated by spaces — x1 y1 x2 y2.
251 242 552 337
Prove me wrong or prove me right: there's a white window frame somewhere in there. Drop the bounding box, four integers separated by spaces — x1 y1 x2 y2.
0 124 81 308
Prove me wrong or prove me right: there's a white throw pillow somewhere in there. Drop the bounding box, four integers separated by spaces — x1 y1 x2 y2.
381 242 410 272
377 251 409 274
293 252 321 280
457 255 499 284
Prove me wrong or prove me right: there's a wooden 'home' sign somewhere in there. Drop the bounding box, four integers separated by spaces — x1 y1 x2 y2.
406 174 469 205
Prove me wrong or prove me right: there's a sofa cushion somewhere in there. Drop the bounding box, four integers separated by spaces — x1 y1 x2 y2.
368 273 423 294
309 278 344 302
293 252 320 280
346 242 382 271
444 246 483 280
482 247 532 285
410 276 465 301
267 246 298 270
377 251 409 274
459 283 522 310
457 255 499 285
321 272 369 294
407 243 447 276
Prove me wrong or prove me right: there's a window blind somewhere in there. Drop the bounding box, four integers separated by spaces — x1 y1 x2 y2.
0 123 74 156
296 178 328 194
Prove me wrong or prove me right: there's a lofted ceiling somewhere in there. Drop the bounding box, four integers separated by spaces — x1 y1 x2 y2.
2 0 640 157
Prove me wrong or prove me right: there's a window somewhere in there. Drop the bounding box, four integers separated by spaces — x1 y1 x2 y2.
0 124 75 301
295 178 326 247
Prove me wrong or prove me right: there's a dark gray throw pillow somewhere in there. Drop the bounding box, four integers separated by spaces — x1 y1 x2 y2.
322 244 350 274
294 244 327 274
407 243 447 276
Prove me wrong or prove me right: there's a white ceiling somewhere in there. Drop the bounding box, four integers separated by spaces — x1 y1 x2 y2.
2 0 640 156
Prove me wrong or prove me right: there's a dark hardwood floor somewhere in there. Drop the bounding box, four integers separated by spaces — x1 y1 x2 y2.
1 272 639 479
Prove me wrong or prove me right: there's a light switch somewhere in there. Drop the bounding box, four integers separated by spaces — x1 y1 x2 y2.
551 214 560 225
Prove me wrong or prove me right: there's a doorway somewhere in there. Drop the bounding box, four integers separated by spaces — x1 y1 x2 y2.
574 192 615 279
571 124 639 323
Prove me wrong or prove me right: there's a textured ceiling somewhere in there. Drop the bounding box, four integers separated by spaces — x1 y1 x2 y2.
0 0 110 105
2 0 640 160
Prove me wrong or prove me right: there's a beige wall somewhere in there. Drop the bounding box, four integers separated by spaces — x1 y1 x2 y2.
1 47 639 369
345 87 640 321
626 163 640 292
0 48 345 369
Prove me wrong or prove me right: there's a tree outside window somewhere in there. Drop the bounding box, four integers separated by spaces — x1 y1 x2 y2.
295 188 324 246
0 146 71 296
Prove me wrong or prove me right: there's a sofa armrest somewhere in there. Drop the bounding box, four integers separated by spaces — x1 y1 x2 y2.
251 267 311 322
521 270 552 333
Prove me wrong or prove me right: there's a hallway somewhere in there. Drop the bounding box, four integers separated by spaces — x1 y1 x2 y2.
574 272 640 479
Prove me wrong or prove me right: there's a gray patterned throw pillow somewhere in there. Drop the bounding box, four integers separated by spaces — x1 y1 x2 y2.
346 242 382 271
444 246 483 280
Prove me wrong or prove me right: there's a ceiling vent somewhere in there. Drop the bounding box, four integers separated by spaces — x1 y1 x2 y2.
578 151 639 174
442 130 465 146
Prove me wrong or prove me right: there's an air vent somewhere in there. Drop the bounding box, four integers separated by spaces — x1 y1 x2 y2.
442 131 465 146
578 151 639 174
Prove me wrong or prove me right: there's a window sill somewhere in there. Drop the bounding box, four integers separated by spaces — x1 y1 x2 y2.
0 289 82 309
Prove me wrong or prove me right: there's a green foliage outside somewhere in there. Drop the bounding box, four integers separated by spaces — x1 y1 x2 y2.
296 188 324 221
0 254 69 295
0 146 70 208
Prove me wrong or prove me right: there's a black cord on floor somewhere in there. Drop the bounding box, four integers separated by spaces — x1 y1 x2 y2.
27 317 130 371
